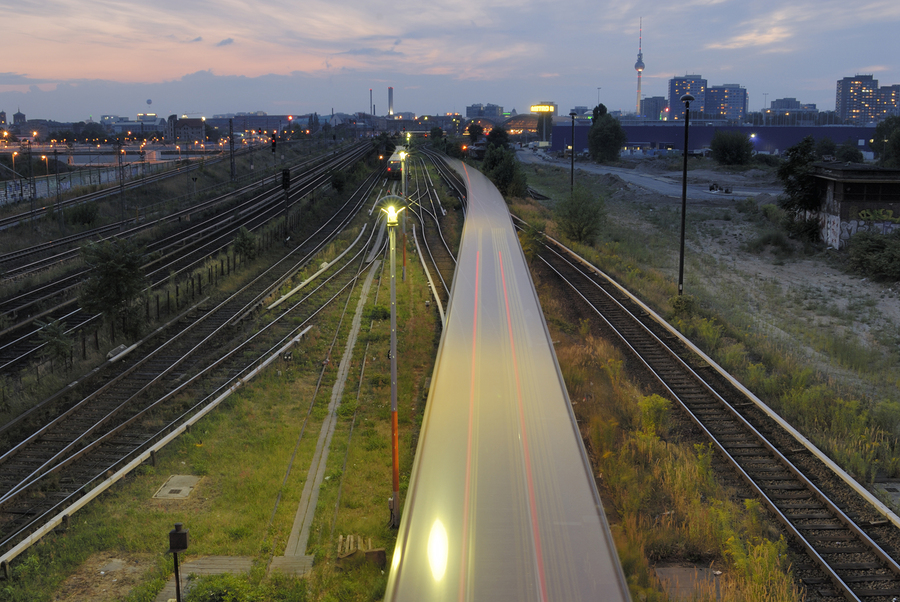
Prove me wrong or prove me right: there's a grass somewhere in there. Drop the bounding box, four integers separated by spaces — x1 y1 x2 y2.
0 175 446 601
546 318 801 601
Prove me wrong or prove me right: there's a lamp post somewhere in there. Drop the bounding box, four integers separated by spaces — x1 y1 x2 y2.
41 155 48 201
382 203 405 529
569 110 577 192
677 94 694 296
11 151 17 200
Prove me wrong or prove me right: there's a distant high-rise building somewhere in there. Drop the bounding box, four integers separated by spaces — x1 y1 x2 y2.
13 109 26 125
641 96 667 120
836 75 878 124
388 87 394 116
668 75 706 119
879 84 900 119
634 18 644 115
465 103 504 119
771 97 801 111
706 84 748 122
0 110 6 126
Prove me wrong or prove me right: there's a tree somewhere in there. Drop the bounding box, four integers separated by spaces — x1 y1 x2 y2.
482 146 527 197
777 136 819 214
80 238 147 339
234 227 258 261
429 126 444 140
873 116 900 167
710 130 753 165
592 103 608 121
835 139 864 163
814 136 836 159
486 126 510 149
587 114 627 163
36 319 74 372
467 122 484 143
554 185 605 244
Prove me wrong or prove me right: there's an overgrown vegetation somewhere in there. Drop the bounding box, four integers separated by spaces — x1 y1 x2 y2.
554 184 605 244
776 136 821 242
848 230 900 281
588 104 627 163
79 237 148 339
519 158 900 597
710 130 753 166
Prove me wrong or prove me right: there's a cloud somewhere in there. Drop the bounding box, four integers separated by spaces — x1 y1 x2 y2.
189 37 203 43
216 38 234 47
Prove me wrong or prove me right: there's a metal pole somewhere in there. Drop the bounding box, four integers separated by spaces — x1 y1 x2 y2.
389 216 400 528
173 551 182 602
118 142 125 230
678 94 693 296
569 111 576 192
55 149 62 232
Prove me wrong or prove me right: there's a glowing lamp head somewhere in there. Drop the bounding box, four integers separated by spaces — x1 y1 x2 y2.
385 205 399 226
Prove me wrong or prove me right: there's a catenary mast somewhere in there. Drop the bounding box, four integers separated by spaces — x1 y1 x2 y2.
635 18 644 115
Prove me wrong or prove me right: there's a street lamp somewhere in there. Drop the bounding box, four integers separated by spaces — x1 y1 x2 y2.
41 155 48 176
569 110 577 192
382 202 406 529
677 94 694 296
11 151 18 200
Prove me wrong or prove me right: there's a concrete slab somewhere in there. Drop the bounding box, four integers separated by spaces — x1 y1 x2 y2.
153 475 201 500
655 564 721 601
874 481 900 507
153 556 252 602
268 555 314 577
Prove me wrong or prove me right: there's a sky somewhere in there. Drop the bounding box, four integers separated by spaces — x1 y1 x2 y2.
1 0 899 123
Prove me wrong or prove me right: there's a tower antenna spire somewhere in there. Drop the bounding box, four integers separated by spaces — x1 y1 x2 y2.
634 18 645 116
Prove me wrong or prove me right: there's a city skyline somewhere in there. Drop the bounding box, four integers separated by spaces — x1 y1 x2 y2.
1 0 898 122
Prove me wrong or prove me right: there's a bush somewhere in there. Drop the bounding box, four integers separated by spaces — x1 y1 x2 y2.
554 185 605 244
848 231 900 281
783 215 820 243
710 130 753 165
233 227 257 260
65 202 99 226
185 573 255 602
752 154 782 168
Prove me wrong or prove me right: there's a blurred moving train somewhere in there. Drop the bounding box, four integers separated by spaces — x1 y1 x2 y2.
387 146 406 180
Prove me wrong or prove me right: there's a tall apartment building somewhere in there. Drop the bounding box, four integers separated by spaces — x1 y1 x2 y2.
880 85 900 119
836 75 879 124
465 103 504 119
640 96 668 120
668 75 706 119
706 84 748 122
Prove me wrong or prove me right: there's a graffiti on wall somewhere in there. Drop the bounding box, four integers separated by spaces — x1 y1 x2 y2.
813 210 900 249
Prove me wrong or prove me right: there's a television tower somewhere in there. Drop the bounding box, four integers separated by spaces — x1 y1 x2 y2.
634 18 644 115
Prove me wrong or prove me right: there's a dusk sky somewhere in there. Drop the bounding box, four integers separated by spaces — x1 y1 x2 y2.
2 0 899 123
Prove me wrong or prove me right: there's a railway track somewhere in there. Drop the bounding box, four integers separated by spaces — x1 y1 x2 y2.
407 156 458 315
535 230 900 601
0 165 386 565
0 143 371 374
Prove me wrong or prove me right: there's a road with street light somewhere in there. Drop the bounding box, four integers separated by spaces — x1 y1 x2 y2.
517 149 784 201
